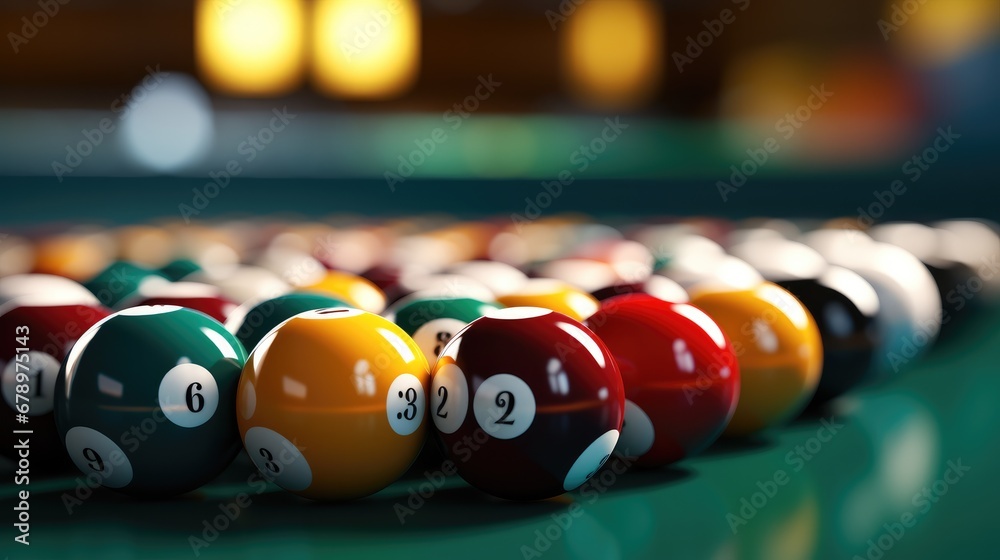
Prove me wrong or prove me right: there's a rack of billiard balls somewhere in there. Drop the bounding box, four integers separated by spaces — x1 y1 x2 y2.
1 217 996 500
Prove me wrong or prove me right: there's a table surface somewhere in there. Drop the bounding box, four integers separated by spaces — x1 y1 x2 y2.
3 305 997 560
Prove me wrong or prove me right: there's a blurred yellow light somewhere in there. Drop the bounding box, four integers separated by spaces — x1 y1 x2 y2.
312 0 421 99
562 0 663 108
890 0 1000 65
195 0 306 96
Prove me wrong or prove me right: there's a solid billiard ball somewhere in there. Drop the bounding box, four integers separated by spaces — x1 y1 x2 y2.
0 282 111 469
430 307 624 500
237 308 429 500
387 296 501 364
115 281 237 322
775 270 880 403
590 275 689 303
54 306 247 497
586 294 739 466
731 238 882 402
298 270 387 313
84 261 170 307
33 230 115 281
225 293 349 352
690 283 822 436
496 279 600 321
158 259 202 282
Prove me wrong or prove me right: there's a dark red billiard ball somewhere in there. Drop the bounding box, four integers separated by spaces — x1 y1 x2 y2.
430 307 624 500
0 283 111 469
115 281 237 322
586 294 740 466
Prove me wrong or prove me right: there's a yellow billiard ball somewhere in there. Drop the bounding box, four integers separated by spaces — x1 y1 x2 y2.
690 282 822 436
496 278 599 321
298 270 387 313
236 308 429 500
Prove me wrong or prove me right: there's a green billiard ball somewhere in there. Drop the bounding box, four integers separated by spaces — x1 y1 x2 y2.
158 258 202 282
224 293 350 353
54 305 247 497
84 261 170 307
387 296 501 364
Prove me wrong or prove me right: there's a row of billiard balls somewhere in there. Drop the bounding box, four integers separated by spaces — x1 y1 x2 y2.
3 270 835 501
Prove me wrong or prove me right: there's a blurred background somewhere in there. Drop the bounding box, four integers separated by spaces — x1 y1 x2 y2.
0 0 997 224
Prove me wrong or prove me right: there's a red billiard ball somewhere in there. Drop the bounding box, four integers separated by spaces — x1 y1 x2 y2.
115 281 238 322
430 307 624 501
586 294 740 466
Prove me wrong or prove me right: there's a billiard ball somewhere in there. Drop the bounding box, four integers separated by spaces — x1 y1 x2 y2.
690 283 822 436
1 274 97 306
188 265 291 305
496 279 600 321
224 292 349 352
446 260 528 297
0 284 111 469
871 222 984 339
389 274 495 305
430 307 624 500
158 258 202 282
54 306 247 497
115 281 237 322
731 238 882 402
586 294 739 466
84 261 170 307
0 235 34 277
237 308 429 500
387 296 501 363
33 230 115 281
803 229 941 378
298 270 387 313
590 275 689 303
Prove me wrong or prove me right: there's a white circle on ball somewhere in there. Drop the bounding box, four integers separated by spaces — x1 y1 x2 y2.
386 373 426 436
431 363 469 434
116 305 182 316
2 352 61 415
244 426 312 492
412 318 468 363
486 307 552 320
65 426 135 489
563 429 620 491
473 373 536 439
617 400 654 458
157 363 219 428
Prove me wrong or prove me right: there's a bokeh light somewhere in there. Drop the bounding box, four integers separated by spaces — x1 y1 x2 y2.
195 0 306 96
562 0 664 109
312 0 421 99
